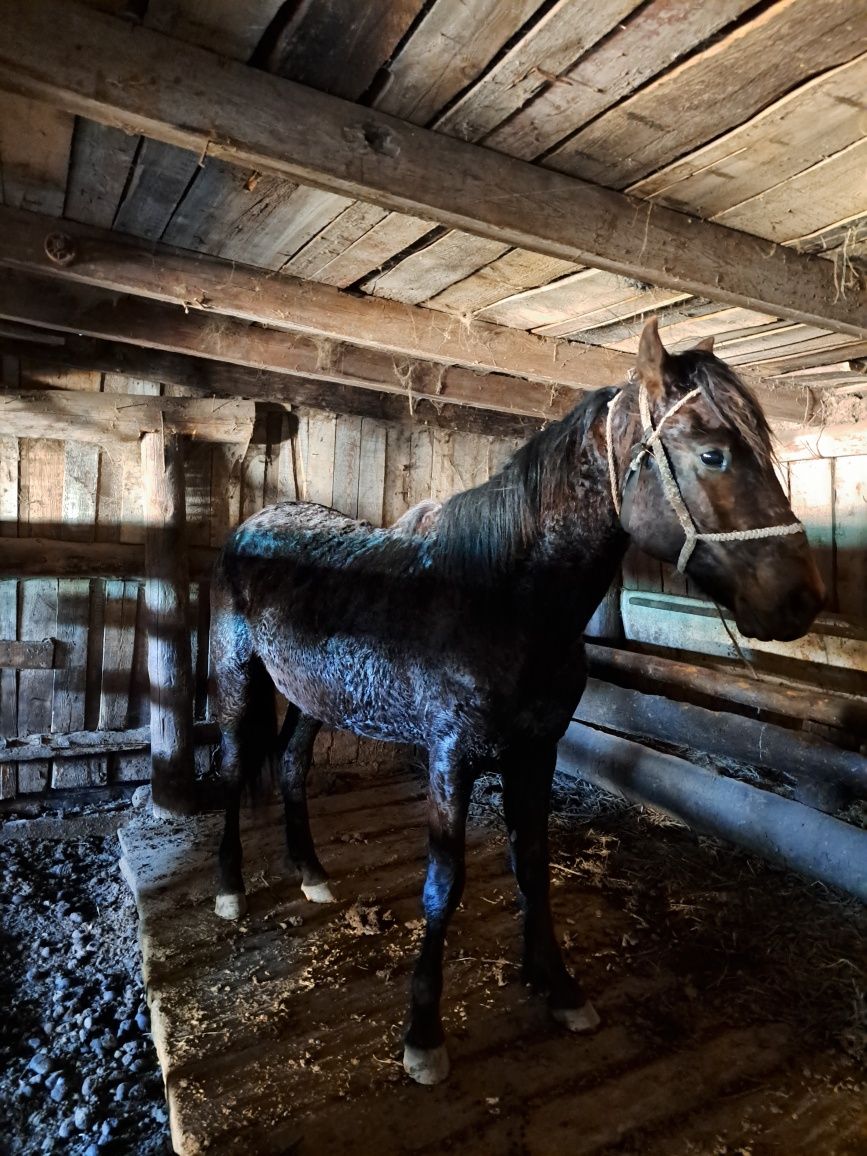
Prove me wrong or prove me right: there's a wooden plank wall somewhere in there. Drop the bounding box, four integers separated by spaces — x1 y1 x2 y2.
0 359 524 802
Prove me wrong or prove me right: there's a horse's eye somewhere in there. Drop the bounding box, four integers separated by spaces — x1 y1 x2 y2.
700 449 726 469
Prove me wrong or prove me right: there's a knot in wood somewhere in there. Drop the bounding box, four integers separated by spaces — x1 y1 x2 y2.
44 232 77 267
343 122 400 159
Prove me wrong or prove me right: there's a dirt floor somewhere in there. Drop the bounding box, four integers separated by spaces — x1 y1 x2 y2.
2 759 866 1155
0 805 171 1155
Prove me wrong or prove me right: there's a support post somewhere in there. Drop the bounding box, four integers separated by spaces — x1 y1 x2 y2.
140 429 197 816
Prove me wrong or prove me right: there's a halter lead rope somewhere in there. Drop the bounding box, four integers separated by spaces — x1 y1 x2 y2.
606 380 804 573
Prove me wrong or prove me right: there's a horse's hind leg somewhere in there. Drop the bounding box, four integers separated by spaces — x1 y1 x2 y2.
404 740 475 1086
213 632 276 920
501 740 600 1033
277 711 335 903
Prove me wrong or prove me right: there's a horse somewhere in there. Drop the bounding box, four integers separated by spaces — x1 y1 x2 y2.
210 317 824 1085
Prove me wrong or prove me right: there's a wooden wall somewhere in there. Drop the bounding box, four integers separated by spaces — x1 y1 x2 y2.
0 359 523 802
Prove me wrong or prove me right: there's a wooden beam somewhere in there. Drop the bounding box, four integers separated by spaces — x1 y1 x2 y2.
0 639 56 668
141 430 196 816
585 643 867 735
0 721 219 762
0 332 546 439
0 538 217 580
0 270 575 422
0 205 631 390
575 678 866 803
0 274 816 427
0 0 864 337
559 723 867 902
0 389 255 446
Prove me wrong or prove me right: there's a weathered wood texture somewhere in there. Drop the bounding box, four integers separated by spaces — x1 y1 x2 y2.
0 389 255 445
0 334 545 440
0 0 864 337
0 721 219 762
0 270 587 422
141 430 196 815
558 723 867 902
0 205 630 389
575 678 866 802
0 362 524 800
585 644 867 736
0 639 56 668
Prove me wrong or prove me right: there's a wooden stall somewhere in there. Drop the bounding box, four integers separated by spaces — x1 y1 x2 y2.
0 1 865 1153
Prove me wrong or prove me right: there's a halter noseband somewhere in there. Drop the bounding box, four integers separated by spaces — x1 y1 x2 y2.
605 376 805 573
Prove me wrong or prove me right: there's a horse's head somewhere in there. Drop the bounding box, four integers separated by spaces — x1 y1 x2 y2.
614 318 825 642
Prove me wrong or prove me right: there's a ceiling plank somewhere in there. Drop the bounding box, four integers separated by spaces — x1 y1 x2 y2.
0 205 630 388
0 0 863 338
0 269 583 422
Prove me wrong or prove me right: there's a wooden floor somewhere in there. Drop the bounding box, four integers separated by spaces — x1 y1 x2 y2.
119 763 867 1156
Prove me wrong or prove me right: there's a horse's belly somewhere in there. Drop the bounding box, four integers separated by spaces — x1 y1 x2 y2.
261 634 428 745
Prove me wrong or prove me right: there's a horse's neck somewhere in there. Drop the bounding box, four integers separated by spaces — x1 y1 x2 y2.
521 414 629 627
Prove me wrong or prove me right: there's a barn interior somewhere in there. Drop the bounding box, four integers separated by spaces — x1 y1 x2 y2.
0 0 865 1153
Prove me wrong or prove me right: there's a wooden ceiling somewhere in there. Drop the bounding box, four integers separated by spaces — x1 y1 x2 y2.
0 0 865 428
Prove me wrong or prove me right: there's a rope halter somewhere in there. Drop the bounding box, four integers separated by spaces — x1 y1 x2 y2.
605 378 805 573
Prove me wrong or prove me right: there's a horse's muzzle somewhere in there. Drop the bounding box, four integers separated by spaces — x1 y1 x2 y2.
734 571 826 642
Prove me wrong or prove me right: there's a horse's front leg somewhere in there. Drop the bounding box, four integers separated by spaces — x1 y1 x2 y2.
501 740 600 1033
403 740 475 1085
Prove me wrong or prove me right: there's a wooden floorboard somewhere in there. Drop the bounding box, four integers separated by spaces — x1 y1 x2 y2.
119 765 866 1155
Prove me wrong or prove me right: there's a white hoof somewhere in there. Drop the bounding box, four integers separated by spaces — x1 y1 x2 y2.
214 892 247 920
552 1001 601 1033
301 881 337 903
403 1043 450 1086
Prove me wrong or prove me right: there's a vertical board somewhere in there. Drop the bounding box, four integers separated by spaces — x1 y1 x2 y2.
306 414 337 507
332 415 363 517
382 425 413 526
788 457 835 604
834 456 867 624
407 429 435 508
17 439 64 739
53 441 99 734
0 430 19 739
357 420 388 526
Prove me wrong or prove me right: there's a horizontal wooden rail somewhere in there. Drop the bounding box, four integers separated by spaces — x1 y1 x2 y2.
584 643 867 735
0 722 220 762
0 639 56 669
0 389 255 446
558 723 867 903
0 538 218 580
576 677 866 810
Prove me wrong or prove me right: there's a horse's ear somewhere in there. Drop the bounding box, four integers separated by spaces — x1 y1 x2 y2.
634 317 669 394
693 335 715 352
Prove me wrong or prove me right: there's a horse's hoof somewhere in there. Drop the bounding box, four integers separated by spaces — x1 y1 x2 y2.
552 1001 601 1033
301 881 337 903
214 892 247 920
403 1043 450 1085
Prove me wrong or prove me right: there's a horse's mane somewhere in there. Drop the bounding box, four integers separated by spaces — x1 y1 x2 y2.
430 389 615 580
677 350 775 469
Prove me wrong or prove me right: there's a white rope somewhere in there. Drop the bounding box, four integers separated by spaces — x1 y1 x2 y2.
606 380 804 572
605 389 626 516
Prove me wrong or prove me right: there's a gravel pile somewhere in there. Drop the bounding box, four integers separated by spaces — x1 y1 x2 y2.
0 831 170 1155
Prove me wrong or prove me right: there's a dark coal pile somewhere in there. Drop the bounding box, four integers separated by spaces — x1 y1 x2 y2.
0 832 170 1155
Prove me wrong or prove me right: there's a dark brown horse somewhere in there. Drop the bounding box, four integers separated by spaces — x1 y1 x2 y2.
210 318 824 1084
